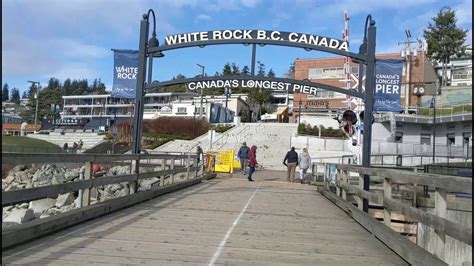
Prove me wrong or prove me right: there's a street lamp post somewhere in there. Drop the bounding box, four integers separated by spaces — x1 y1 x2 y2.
197 64 205 119
298 100 302 128
224 87 231 123
192 101 197 138
27 81 40 133
431 97 436 164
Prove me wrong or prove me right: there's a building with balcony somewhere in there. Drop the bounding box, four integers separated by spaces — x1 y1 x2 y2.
61 92 195 119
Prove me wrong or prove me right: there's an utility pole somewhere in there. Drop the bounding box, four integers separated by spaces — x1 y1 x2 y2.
431 97 436 164
399 30 418 114
27 81 40 133
197 64 205 119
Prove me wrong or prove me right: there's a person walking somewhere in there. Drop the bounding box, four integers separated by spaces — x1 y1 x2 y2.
283 147 298 182
247 145 257 182
298 148 311 184
196 146 203 165
237 142 250 175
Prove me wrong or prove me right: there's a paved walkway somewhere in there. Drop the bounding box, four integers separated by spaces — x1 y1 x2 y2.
2 171 407 265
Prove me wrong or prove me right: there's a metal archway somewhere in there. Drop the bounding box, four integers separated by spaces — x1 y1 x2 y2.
132 9 376 212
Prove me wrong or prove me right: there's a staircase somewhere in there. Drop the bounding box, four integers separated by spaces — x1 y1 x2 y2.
27 132 105 153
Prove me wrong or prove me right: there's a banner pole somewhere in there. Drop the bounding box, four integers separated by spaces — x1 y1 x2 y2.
132 17 149 154
361 19 376 213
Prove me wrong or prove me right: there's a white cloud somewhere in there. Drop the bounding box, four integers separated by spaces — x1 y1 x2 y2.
240 0 260 8
47 62 102 81
196 14 212 21
453 0 472 25
466 29 472 45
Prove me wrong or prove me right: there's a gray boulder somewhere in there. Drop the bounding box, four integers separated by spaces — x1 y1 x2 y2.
10 165 27 174
55 193 75 207
4 175 15 185
3 208 35 224
64 169 79 181
29 198 56 218
14 171 31 184
138 177 160 191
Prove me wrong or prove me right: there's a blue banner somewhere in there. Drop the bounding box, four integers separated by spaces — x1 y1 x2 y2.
111 49 139 98
374 59 404 112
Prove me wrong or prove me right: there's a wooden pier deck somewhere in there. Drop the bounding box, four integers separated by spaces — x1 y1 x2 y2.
2 172 407 265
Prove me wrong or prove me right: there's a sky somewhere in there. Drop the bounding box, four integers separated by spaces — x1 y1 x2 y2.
2 0 472 95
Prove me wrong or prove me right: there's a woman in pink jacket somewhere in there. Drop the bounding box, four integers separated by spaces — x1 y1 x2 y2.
247 145 257 182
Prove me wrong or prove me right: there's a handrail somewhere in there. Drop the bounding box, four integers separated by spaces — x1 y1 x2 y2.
2 152 196 164
319 163 472 265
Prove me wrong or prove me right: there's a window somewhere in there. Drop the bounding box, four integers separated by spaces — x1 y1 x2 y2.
307 67 344 79
308 68 322 79
176 107 187 114
447 133 455 146
420 134 431 145
395 132 403 143
463 132 471 147
452 68 472 80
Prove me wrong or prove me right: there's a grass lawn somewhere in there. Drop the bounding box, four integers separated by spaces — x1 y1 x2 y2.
2 136 64 153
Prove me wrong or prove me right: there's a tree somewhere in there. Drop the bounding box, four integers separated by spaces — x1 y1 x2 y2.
21 91 27 99
222 63 232 76
241 65 250 76
267 68 276 78
423 7 467 86
257 61 266 77
247 88 273 117
2 83 9 102
63 78 72 95
284 62 295 79
10 88 20 104
231 63 240 76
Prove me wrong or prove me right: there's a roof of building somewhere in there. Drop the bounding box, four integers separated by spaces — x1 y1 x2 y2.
2 124 41 131
62 92 196 99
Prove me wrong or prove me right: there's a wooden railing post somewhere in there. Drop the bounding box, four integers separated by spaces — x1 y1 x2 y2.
186 152 191 180
341 170 347 201
129 157 139 194
82 161 92 207
336 169 342 197
383 178 392 227
357 174 364 210
160 159 166 186
170 158 175 184
434 188 447 260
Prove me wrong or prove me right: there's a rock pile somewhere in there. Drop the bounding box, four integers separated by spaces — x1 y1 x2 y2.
2 164 169 226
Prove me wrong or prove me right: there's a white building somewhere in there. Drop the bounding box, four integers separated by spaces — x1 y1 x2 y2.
61 92 194 119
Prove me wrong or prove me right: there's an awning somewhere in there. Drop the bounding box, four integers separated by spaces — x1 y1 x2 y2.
276 106 289 116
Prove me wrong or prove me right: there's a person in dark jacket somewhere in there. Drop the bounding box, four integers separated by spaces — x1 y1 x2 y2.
196 146 203 165
247 145 257 182
237 142 250 175
283 147 298 182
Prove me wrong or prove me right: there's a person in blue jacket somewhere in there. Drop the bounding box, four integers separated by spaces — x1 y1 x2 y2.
237 142 250 175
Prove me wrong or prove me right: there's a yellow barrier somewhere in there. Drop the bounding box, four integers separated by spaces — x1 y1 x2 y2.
214 150 235 173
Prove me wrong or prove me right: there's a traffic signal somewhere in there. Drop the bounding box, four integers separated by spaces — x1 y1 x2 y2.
339 110 357 137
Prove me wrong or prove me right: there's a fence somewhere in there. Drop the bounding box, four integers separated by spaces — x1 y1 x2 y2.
314 162 472 265
2 145 64 153
2 152 202 249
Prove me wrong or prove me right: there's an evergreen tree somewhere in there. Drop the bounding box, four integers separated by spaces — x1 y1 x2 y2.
423 7 467 86
63 78 72 95
257 61 266 77
2 83 9 102
231 63 240 76
10 88 20 104
267 68 276 78
284 62 295 79
222 63 232 76
21 91 27 99
241 65 250 76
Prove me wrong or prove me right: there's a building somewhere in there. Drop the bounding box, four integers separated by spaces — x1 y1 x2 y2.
61 92 195 119
293 51 439 122
143 94 257 123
